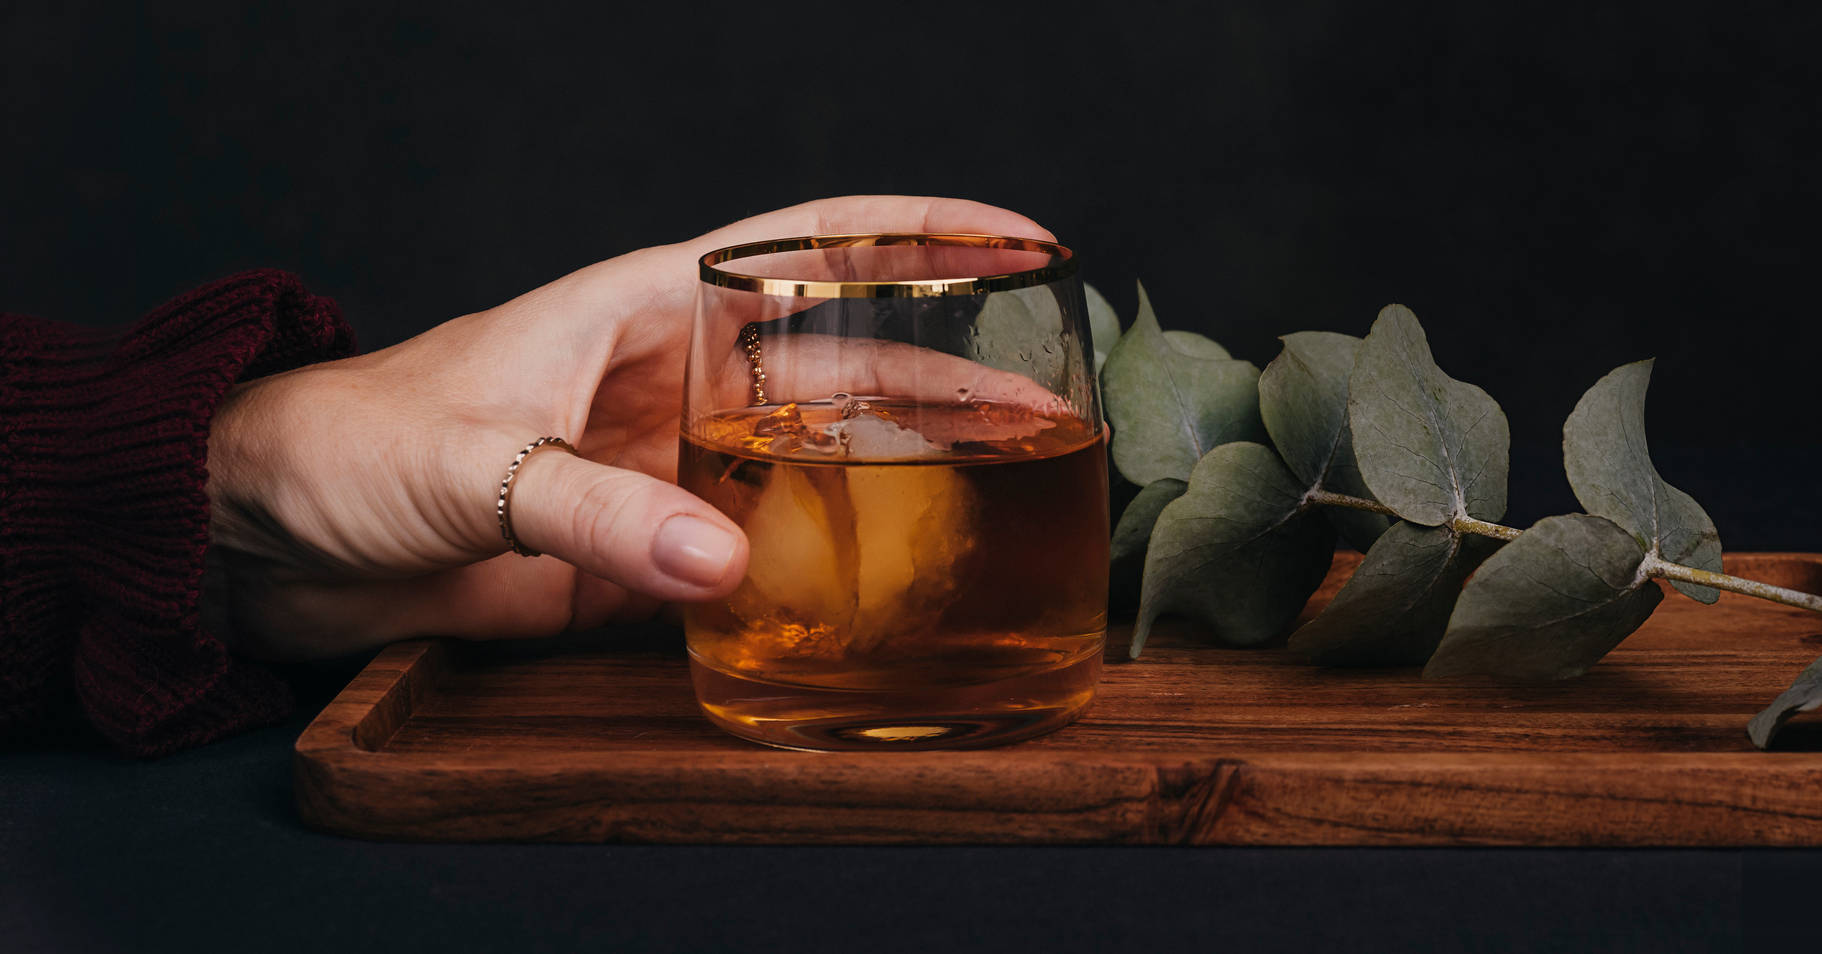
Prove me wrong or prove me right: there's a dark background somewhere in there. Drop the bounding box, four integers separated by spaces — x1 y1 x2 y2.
5 1 1820 950
6 1 1821 545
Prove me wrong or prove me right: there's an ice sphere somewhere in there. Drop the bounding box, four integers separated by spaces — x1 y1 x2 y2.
727 432 975 657
844 464 973 653
732 465 857 632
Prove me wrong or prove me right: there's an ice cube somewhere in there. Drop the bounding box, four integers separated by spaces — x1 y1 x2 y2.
825 412 944 460
740 402 809 456
901 400 1058 450
752 403 810 438
738 402 841 456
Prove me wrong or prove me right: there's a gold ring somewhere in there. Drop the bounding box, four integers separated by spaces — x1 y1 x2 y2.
497 436 578 557
739 322 768 406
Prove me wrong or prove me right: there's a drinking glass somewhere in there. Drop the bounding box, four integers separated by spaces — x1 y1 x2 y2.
679 233 1108 750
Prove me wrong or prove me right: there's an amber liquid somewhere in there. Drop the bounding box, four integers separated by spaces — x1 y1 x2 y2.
679 399 1109 750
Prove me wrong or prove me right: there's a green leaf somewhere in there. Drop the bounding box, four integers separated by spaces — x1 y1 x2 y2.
1348 305 1510 526
1425 514 1663 681
1564 359 1723 603
1288 522 1503 666
972 286 1067 384
1260 332 1357 484
1131 442 1335 656
1162 329 1231 361
1110 477 1189 598
1083 281 1122 374
1748 655 1822 750
1100 281 1263 486
1258 331 1391 551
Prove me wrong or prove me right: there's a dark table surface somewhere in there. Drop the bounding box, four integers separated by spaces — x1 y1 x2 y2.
8 462 1819 954
4 695 1816 954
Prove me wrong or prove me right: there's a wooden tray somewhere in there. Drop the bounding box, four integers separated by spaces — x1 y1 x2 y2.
295 552 1822 845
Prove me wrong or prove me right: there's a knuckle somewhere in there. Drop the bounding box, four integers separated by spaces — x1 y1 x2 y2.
575 473 659 564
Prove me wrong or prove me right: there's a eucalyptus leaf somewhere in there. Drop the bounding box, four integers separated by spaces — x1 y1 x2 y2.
1110 476 1188 614
1322 497 1395 555
1260 332 1358 485
1564 359 1723 603
1289 522 1503 666
1101 281 1263 486
1162 329 1231 361
1258 331 1391 550
1131 442 1335 656
1349 305 1510 526
1111 477 1189 597
1747 655 1822 750
972 286 1068 385
1084 281 1121 373
1426 514 1662 681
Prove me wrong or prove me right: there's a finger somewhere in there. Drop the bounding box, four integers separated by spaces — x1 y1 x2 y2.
685 199 1058 320
571 571 662 629
385 553 579 639
505 449 749 602
362 559 659 641
535 196 1058 372
691 235 1065 332
222 552 580 658
623 196 1057 317
700 237 1058 286
686 195 1056 260
704 333 1067 413
482 197 1054 354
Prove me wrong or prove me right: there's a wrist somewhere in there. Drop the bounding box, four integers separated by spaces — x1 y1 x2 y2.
205 377 280 560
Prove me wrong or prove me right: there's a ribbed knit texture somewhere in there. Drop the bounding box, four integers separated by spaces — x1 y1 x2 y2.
1 270 355 755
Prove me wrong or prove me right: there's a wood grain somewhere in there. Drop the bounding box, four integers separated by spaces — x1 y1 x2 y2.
294 552 1822 844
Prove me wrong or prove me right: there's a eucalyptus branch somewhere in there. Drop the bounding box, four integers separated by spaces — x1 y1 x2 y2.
1307 489 1822 612
1303 489 1395 516
1642 554 1822 613
1452 515 1523 542
1304 489 1523 541
1096 284 1822 744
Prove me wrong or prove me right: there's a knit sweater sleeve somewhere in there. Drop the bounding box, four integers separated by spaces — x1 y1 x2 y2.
1 270 356 756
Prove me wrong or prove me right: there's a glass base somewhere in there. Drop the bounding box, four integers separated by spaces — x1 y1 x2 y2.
689 647 1102 752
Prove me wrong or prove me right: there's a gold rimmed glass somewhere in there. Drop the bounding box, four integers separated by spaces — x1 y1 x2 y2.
679 233 1108 751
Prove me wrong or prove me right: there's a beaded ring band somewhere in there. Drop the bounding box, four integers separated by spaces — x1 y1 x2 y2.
497 436 578 557
739 322 768 406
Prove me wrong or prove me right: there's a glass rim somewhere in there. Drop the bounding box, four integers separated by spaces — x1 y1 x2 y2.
698 232 1077 299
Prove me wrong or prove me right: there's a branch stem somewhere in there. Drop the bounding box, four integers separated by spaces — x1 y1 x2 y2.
1304 490 1822 613
1642 555 1822 612
1303 489 1397 516
1451 515 1523 541
1303 490 1524 541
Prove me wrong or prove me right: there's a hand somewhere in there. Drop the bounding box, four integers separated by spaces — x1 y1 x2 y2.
205 196 1054 660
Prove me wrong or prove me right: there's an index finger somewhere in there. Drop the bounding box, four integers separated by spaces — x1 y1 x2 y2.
682 195 1056 262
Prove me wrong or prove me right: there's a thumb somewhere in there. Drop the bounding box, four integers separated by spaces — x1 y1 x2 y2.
505 450 748 601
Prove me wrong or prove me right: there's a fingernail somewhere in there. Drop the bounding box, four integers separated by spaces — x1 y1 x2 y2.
652 514 738 587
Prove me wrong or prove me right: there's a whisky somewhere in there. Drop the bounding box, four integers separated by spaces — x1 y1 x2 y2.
679 398 1108 750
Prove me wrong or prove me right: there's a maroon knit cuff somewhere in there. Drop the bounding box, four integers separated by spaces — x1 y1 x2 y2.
1 270 355 756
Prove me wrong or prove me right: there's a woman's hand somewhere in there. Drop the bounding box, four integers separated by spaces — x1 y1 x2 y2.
205 196 1052 660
